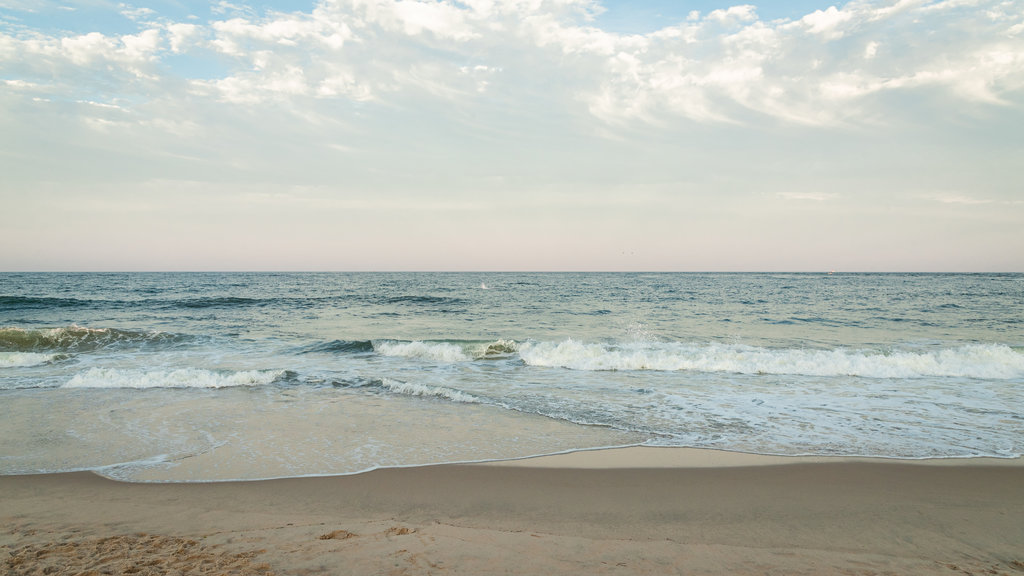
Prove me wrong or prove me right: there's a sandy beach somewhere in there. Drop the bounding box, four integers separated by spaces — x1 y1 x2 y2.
3 448 1023 575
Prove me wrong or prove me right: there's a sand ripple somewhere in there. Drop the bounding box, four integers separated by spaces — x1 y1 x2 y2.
4 532 274 576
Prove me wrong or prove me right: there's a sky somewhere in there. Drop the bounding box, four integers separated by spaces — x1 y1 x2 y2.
1 0 1022 271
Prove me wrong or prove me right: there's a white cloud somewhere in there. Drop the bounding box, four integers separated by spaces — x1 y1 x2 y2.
5 0 1020 127
927 192 995 205
120 29 161 62
166 23 200 53
799 6 854 38
5 27 162 77
389 0 480 40
3 78 40 89
1 0 1023 271
864 40 879 58
212 1 257 17
583 0 1024 126
60 32 118 65
121 6 157 22
706 5 758 24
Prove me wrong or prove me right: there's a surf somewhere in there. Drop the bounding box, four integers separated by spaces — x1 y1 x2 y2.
517 340 1024 379
62 367 291 389
0 326 190 352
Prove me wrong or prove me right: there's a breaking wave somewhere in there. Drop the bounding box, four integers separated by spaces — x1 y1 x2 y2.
517 340 1024 379
375 378 480 403
373 341 471 362
0 326 190 353
476 339 519 357
301 340 376 354
371 339 519 362
0 351 65 368
62 367 290 389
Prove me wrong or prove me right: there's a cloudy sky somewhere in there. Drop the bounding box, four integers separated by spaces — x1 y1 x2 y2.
1 0 1022 271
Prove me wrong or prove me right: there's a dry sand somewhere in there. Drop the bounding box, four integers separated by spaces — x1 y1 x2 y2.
2 447 1023 575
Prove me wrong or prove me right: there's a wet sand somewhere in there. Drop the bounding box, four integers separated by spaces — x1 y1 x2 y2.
3 448 1023 575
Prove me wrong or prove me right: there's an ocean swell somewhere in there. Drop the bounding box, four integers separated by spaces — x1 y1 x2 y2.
0 351 65 368
62 367 290 389
517 340 1024 379
371 339 520 362
0 326 189 352
373 341 471 362
375 377 480 403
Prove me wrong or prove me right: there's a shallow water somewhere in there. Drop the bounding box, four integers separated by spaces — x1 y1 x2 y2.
2 272 1022 481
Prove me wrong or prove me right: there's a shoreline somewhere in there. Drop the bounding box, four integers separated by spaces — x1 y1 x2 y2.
480 444 1024 469
50 445 1024 485
4 448 1024 575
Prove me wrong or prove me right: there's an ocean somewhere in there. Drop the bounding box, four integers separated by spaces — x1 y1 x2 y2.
1 272 1022 482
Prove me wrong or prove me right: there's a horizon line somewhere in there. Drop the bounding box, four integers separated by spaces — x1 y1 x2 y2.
2 270 1021 274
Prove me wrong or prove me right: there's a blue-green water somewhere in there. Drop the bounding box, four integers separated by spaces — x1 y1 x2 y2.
2 272 1022 481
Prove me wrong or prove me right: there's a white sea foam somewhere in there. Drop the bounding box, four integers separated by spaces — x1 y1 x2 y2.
379 378 479 403
62 367 287 389
373 340 471 362
517 340 1024 379
372 339 519 362
0 351 61 368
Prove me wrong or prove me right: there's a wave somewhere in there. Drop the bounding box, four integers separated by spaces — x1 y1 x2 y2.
301 340 375 354
384 295 466 306
62 367 290 389
374 377 480 403
371 339 519 362
0 351 66 368
1 293 361 313
373 340 471 362
0 326 189 352
0 296 94 310
517 340 1024 379
175 296 267 309
478 339 518 357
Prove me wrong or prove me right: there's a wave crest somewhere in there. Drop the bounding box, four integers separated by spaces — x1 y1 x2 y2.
0 351 65 368
0 326 188 352
478 339 519 357
302 340 375 354
372 339 521 362
0 296 91 310
62 367 289 389
376 378 479 403
373 341 472 362
517 340 1024 379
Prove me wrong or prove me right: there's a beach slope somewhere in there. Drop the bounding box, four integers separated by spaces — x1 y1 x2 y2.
3 449 1023 575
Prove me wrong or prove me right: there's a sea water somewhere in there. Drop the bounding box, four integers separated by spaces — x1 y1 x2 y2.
1 272 1021 481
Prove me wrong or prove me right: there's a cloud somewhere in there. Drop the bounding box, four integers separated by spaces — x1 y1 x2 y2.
166 23 201 53
926 192 996 205
588 0 1024 126
121 6 157 22
863 40 879 59
798 6 854 38
706 5 759 25
3 0 1021 127
1 0 1022 271
351 0 481 40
